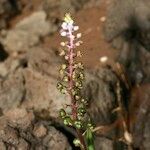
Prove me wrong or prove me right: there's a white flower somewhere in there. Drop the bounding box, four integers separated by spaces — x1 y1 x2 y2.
75 42 80 47
61 22 68 30
70 35 75 39
60 31 67 37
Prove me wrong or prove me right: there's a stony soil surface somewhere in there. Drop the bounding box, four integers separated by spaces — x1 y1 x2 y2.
0 0 150 150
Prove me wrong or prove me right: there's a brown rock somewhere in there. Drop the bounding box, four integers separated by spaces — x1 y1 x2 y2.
33 124 47 138
0 109 71 149
0 0 22 30
1 11 51 53
4 108 34 130
0 69 25 111
84 66 119 125
23 68 70 119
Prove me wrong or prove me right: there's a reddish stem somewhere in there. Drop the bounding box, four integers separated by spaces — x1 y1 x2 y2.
67 28 87 150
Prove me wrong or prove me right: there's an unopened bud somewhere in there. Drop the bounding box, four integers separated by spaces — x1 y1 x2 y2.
61 64 67 70
75 95 80 100
63 76 68 82
76 33 82 38
77 51 82 57
59 50 65 56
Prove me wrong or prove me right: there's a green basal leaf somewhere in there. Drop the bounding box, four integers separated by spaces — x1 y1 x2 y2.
85 128 95 150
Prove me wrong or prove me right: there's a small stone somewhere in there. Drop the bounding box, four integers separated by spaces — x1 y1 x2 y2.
99 56 108 63
33 124 47 138
100 16 106 22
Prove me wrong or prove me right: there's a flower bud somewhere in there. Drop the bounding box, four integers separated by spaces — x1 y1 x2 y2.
61 64 67 70
77 114 83 120
75 41 83 47
76 33 82 38
77 51 82 57
59 50 65 56
75 42 80 47
59 69 64 76
77 62 84 69
63 76 69 82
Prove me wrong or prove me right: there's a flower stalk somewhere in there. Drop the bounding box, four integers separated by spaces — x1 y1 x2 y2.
57 13 94 150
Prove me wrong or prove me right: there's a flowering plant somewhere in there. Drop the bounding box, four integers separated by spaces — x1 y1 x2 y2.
57 13 95 150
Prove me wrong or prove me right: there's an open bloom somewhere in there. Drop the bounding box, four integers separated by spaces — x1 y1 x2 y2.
60 14 80 34
60 13 82 48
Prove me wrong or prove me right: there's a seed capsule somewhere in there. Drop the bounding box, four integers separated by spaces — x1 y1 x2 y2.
77 51 82 57
71 89 78 96
60 87 67 94
78 107 86 114
74 120 82 129
73 139 81 147
75 81 82 88
63 116 73 126
81 99 88 105
59 109 66 118
57 82 63 90
75 95 80 101
79 73 84 80
77 114 83 120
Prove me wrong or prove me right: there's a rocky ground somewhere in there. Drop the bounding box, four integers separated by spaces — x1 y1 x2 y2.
0 0 150 150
